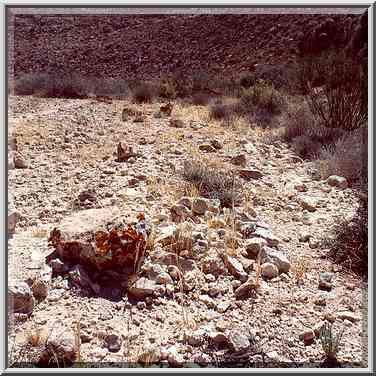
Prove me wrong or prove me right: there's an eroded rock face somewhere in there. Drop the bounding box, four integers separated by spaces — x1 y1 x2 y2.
45 208 150 299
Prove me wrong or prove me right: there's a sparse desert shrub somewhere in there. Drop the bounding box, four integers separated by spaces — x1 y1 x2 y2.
239 72 256 89
319 322 345 364
281 100 315 142
132 83 154 103
254 63 301 92
300 49 367 131
182 160 241 207
159 77 177 99
240 80 285 115
192 71 210 92
291 134 322 159
209 101 231 120
323 191 367 275
14 73 49 95
250 108 279 129
319 127 367 183
191 92 210 106
93 77 129 98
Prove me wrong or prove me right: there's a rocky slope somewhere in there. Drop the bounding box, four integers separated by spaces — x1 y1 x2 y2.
8 95 367 367
9 12 366 81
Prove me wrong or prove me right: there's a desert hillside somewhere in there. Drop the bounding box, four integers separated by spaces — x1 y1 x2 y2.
9 12 364 80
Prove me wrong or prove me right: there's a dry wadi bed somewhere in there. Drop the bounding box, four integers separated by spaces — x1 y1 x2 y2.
8 94 367 368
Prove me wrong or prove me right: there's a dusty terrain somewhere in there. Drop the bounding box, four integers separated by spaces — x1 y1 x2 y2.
8 94 367 368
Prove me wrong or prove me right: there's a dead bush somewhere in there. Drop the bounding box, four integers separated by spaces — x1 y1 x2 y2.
323 193 367 275
132 83 154 103
319 127 367 183
291 134 322 159
281 101 315 142
182 160 241 208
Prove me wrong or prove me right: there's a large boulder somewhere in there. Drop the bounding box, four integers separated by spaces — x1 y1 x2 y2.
8 280 35 314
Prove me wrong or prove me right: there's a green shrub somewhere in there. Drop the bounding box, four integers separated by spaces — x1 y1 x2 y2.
239 72 256 89
159 77 177 99
240 80 285 115
319 322 345 364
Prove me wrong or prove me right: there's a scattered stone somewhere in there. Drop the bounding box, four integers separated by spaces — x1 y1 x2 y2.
244 238 266 259
327 175 348 189
192 352 211 365
154 252 196 273
14 152 28 169
210 139 223 150
337 311 361 323
186 328 207 346
294 181 308 192
199 144 216 153
224 255 247 281
299 230 311 242
314 294 327 306
231 154 247 167
319 272 334 291
192 197 209 215
261 262 279 279
44 327 76 364
253 228 280 247
117 142 137 162
234 279 257 300
202 257 226 277
209 331 229 346
167 346 185 367
169 118 185 128
263 248 291 273
128 277 157 299
105 334 122 353
156 272 173 285
217 301 231 313
299 329 315 345
239 169 263 180
8 280 35 314
199 294 216 309
228 331 250 352
155 225 177 246
8 210 21 235
299 197 317 212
